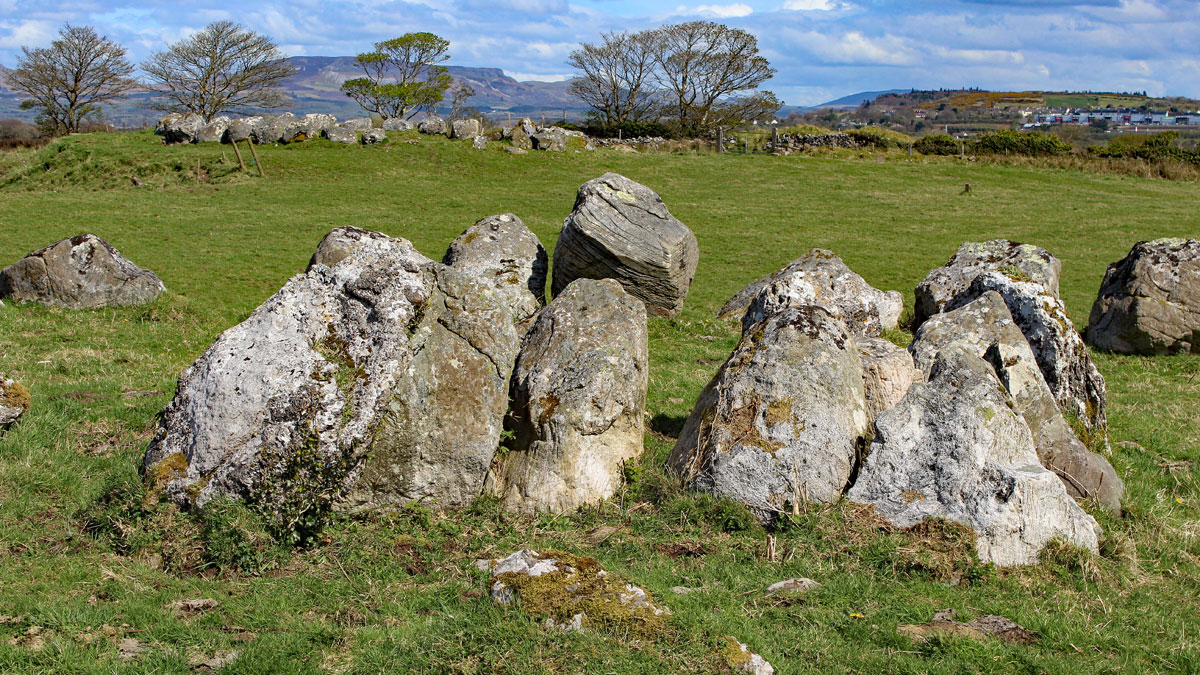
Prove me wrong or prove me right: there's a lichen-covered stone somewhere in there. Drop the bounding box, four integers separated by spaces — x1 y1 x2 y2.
0 234 164 309
223 117 262 143
0 374 30 429
341 117 373 131
847 344 1101 566
195 116 230 143
155 113 204 144
361 128 386 145
301 113 338 139
1087 238 1200 355
914 240 1061 326
442 214 547 323
483 549 670 636
322 127 356 144
471 135 487 150
731 248 903 337
382 118 414 131
531 129 566 151
552 173 699 317
418 116 447 135
911 292 1123 511
484 279 647 514
858 337 916 419
507 118 535 149
947 272 1107 434
668 306 871 521
250 113 295 144
451 118 481 139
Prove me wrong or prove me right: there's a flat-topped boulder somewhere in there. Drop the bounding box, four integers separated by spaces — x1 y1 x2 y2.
418 116 447 135
341 118 373 131
552 173 699 317
451 119 481 139
442 214 548 323
1087 238 1200 355
382 118 414 131
915 240 1061 327
730 248 903 337
0 234 164 309
848 345 1101 566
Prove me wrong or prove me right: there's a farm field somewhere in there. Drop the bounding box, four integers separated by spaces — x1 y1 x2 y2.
0 131 1198 673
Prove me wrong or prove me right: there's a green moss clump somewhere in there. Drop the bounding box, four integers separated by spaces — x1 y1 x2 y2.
0 379 31 413
721 636 752 667
143 452 189 508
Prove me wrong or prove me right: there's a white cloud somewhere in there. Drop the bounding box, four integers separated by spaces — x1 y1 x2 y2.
675 3 754 18
0 19 56 50
781 0 836 10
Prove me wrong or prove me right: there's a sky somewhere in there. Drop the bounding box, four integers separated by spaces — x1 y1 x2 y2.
1 0 1197 106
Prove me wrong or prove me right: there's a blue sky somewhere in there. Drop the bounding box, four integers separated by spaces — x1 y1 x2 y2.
1 0 1197 106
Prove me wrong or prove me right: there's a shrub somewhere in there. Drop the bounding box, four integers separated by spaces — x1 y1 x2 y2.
1089 131 1200 166
846 126 913 149
973 129 1072 156
581 121 674 139
914 133 960 155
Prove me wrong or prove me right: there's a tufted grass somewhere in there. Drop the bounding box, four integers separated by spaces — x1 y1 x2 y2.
0 130 1197 673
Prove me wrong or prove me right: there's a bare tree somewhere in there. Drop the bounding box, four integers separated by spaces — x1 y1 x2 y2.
447 81 476 120
142 21 297 121
340 33 453 120
567 30 657 128
8 24 137 135
648 21 776 134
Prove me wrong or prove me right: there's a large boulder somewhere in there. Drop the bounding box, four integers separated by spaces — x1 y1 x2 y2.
195 116 230 143
857 337 917 420
668 306 871 521
552 173 699 317
947 272 1107 434
915 240 1061 326
532 129 567 152
418 116 447 135
484 279 648 514
507 118 535 149
731 249 903 337
144 227 521 526
361 129 386 145
250 113 295 144
223 117 262 143
1087 238 1200 355
451 118 481 139
302 113 338 139
322 127 356 144
0 234 164 309
382 118 414 131
0 374 30 429
911 292 1123 510
155 113 204 144
847 345 1101 566
442 214 548 323
341 117 373 131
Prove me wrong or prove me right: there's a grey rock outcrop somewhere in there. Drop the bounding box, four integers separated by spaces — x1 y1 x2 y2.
915 240 1061 326
1087 238 1200 355
948 272 1107 434
911 292 1123 510
442 214 547 323
361 128 386 145
155 113 204 144
847 345 1101 566
532 129 566 151
668 306 871 521
250 113 295 144
0 234 164 309
418 116 447 135
552 173 699 317
144 227 520 523
451 118 481 139
382 118 414 131
857 337 916 419
195 117 230 143
484 279 648 514
731 249 903 337
341 117 373 131
322 127 356 144
0 374 30 429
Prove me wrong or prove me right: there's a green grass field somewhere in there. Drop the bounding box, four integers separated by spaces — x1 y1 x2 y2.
0 131 1198 673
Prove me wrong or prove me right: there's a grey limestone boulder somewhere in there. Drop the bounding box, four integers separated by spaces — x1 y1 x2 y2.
552 173 699 317
847 344 1101 566
1087 238 1200 355
155 113 205 144
484 279 648 514
301 113 338 139
911 292 1123 510
0 374 30 429
361 128 386 145
223 117 262 143
732 249 903 336
322 127 356 144
668 306 871 521
341 117 373 131
531 129 566 151
418 116 447 135
250 113 295 144
915 240 1061 327
857 337 916 420
0 234 164 309
451 118 481 139
442 213 547 323
195 116 230 143
382 118 414 131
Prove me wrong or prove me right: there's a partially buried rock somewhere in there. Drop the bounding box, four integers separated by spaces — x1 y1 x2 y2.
722 637 775 675
0 234 164 309
382 118 413 131
155 113 204 144
322 127 356 144
911 291 1123 511
483 549 670 636
451 118 481 139
668 305 871 521
847 344 1100 566
144 227 520 528
553 173 699 317
765 578 820 596
1087 238 1200 355
484 279 647 514
442 214 547 324
914 239 1061 327
898 608 1037 646
730 248 903 337
341 118 373 131
361 128 386 145
418 116 447 135
1 374 30 429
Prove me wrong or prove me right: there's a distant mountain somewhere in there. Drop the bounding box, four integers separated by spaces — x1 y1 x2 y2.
810 89 909 110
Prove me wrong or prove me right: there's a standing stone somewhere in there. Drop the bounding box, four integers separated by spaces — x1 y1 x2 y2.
531 129 566 151
1087 238 1200 355
418 116 447 135
451 119 481 139
341 118 374 131
382 118 414 131
509 119 534 149
0 234 164 309
668 306 871 521
155 113 204 144
947 272 1107 434
552 173 699 317
322 127 356 144
914 240 1061 327
911 292 1123 510
472 135 488 150
195 116 230 143
484 279 648 514
732 249 903 336
857 337 916 420
847 345 1101 566
442 214 548 323
361 129 387 145
0 374 30 429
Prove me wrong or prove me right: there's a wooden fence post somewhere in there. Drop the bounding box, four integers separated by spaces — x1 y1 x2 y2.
717 128 724 153
244 139 265 177
230 139 246 171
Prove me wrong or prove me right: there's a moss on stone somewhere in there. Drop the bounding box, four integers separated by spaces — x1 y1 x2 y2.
0 380 31 413
144 452 189 508
721 636 752 667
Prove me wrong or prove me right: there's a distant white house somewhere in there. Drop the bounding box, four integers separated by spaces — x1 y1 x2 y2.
1031 110 1200 126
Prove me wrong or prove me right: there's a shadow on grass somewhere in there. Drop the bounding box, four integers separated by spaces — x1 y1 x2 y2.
649 413 688 440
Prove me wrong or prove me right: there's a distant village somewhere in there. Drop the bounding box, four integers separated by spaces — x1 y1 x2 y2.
1023 110 1200 128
